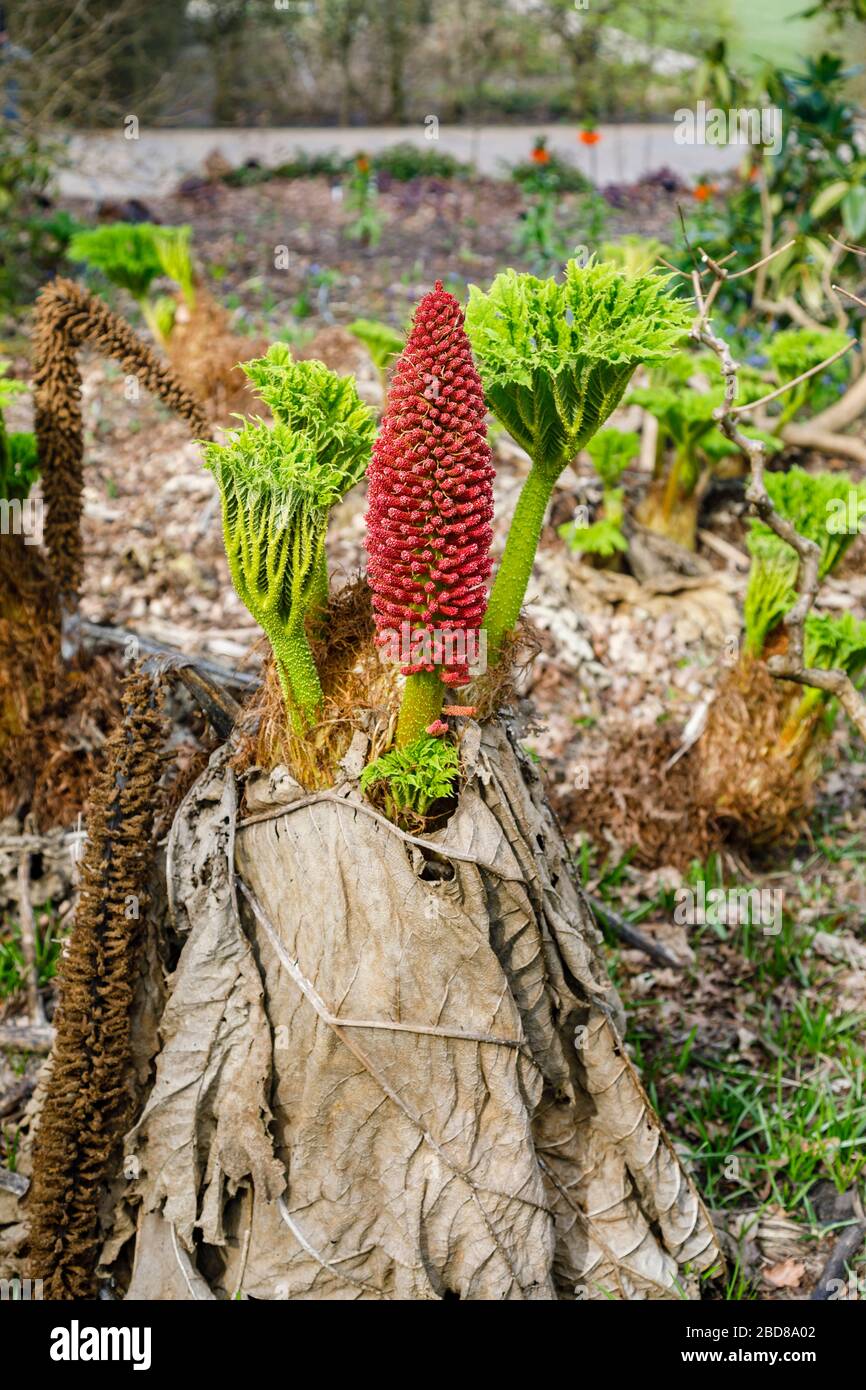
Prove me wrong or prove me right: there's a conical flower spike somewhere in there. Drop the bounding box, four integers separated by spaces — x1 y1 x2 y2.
366 282 494 745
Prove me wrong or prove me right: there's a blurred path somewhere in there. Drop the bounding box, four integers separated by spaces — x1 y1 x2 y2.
58 124 742 200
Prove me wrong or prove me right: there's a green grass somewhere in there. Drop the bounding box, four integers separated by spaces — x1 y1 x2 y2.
577 830 866 1287
0 907 64 998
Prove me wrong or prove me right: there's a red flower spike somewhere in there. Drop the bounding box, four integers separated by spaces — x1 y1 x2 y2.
366 281 494 686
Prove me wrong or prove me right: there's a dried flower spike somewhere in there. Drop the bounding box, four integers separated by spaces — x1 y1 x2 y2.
366 281 494 745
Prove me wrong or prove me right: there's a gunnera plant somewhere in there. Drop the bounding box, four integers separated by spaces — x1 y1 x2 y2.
67 221 256 413
628 357 776 550
558 427 639 562
202 347 376 731
464 258 691 659
699 466 866 842
764 327 852 428
74 278 720 1304
743 467 866 658
67 222 195 347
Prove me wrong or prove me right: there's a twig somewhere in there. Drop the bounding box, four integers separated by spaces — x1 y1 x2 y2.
586 896 686 970
730 338 855 414
72 617 260 689
0 1075 37 1120
690 253 866 740
780 420 866 466
830 234 866 258
810 1221 866 1300
0 1023 55 1053
834 284 866 312
728 240 798 281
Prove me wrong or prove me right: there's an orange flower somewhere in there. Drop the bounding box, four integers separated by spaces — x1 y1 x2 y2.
579 128 601 146
531 143 551 165
693 181 717 202
355 154 370 174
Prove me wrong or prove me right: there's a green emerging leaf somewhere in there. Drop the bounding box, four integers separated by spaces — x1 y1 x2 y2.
586 428 640 487
0 362 38 502
361 735 460 821
804 610 866 679
465 258 691 475
0 360 27 412
766 327 851 382
241 345 375 496
151 224 196 307
755 466 866 572
202 349 376 730
348 318 405 374
559 504 629 559
795 610 866 724
67 222 164 300
744 467 866 655
743 532 799 656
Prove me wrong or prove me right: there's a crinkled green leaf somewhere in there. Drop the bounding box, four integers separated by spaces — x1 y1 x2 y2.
242 345 375 494
465 259 691 474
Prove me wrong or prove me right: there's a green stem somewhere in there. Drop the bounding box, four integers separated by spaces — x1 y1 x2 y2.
273 657 300 731
272 616 324 732
397 670 445 747
307 549 329 637
137 295 167 348
483 462 557 664
662 445 688 521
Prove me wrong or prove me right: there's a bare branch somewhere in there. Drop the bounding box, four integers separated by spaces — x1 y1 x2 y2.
834 284 866 312
730 338 855 414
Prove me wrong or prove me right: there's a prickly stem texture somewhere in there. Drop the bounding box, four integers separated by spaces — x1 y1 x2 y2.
483 463 556 664
27 669 167 1299
396 669 446 747
271 616 324 732
366 281 494 700
32 277 208 605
